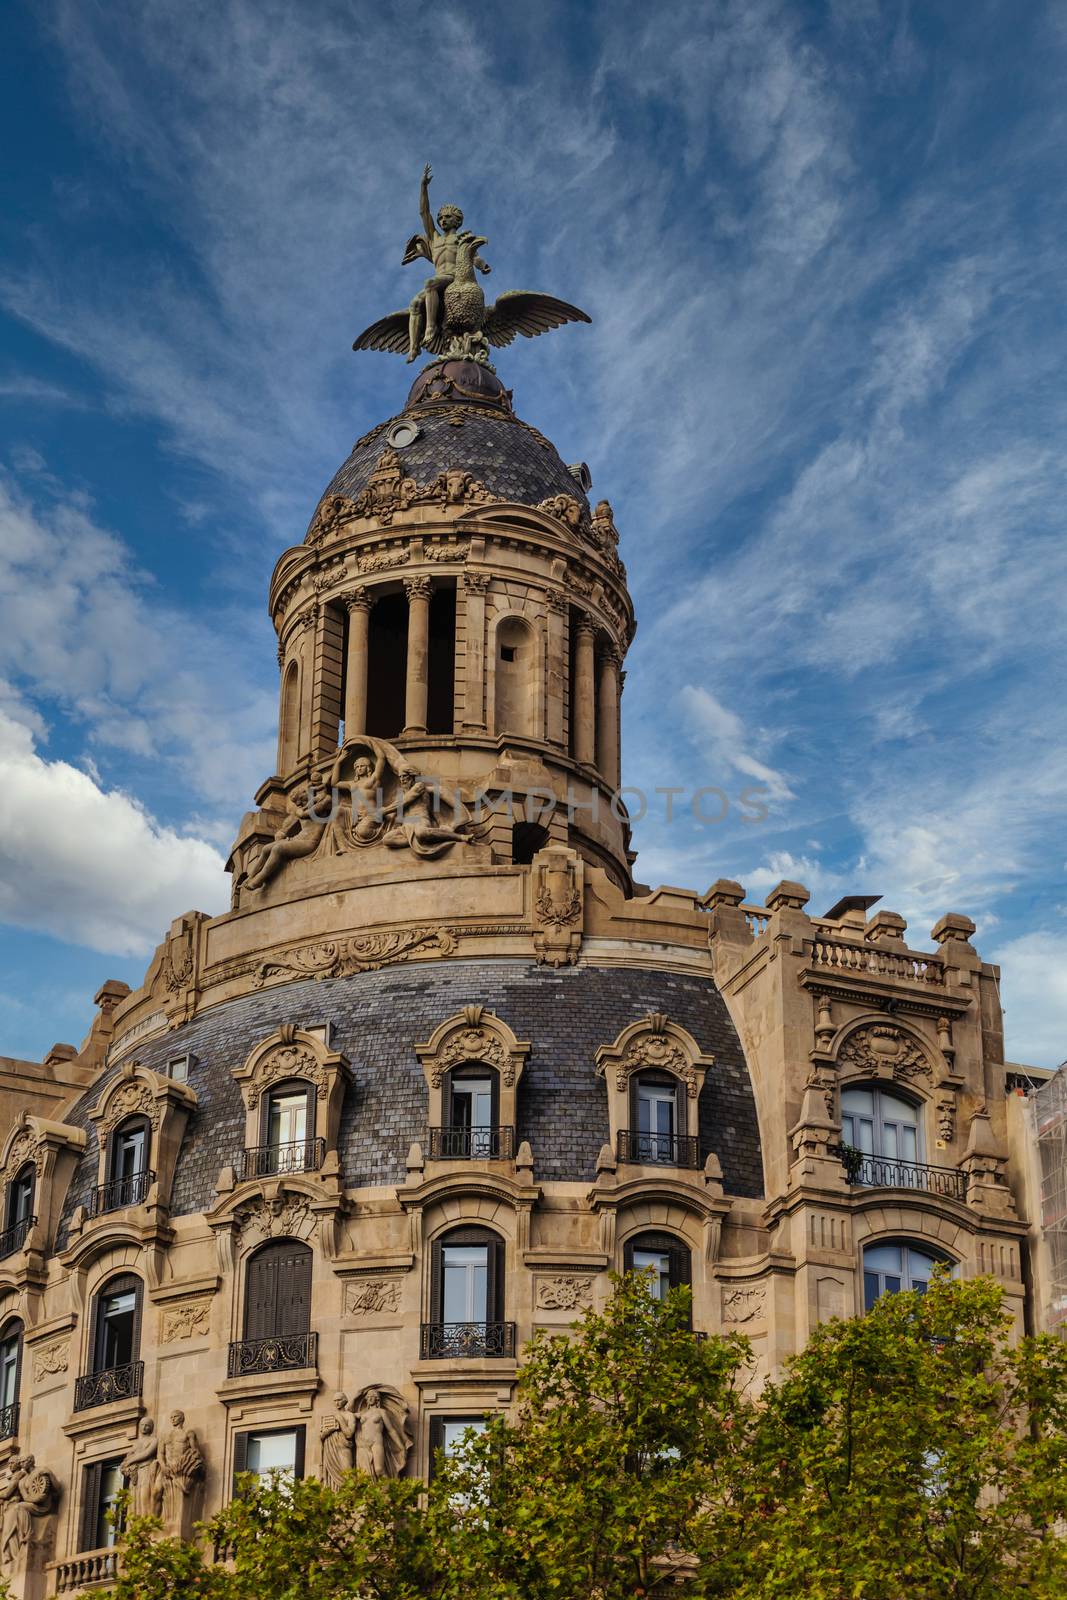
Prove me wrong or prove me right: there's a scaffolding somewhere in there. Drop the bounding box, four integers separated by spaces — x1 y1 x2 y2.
1035 1065 1067 1331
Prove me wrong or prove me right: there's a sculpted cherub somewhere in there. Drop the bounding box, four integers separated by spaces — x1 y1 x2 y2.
402 163 491 362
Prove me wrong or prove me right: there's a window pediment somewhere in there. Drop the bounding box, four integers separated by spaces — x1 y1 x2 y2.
416 1006 530 1091
835 1022 936 1089
595 1014 713 1099
233 1025 349 1110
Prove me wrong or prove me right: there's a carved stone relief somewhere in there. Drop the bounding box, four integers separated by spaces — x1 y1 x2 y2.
31 1341 69 1383
234 1194 314 1246
344 1279 402 1317
721 1286 766 1323
838 1024 933 1085
536 1275 593 1312
0 1457 61 1574
160 1302 211 1344
100 1081 160 1135
245 1043 327 1108
532 848 583 967
255 928 456 988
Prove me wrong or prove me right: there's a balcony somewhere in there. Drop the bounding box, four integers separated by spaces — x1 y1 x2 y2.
839 1147 967 1202
54 1550 119 1592
73 1360 144 1412
240 1138 326 1181
88 1170 154 1218
0 1215 34 1260
0 1401 19 1439
617 1130 701 1169
428 1125 515 1161
227 1331 318 1379
420 1321 517 1360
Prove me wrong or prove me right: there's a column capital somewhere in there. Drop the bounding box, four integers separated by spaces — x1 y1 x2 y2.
546 589 568 614
575 616 597 641
599 645 623 671
403 576 433 603
344 586 373 614
464 571 490 595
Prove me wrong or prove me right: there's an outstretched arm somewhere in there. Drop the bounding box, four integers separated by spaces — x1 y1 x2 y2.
419 163 435 242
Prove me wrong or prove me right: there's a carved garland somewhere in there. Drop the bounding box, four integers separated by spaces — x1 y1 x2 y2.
254 928 455 988
837 1023 934 1086
99 1082 161 1136
431 1026 514 1088
613 1033 699 1098
244 1045 328 1108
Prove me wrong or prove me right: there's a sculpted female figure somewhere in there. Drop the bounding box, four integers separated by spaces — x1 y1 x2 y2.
319 1392 357 1489
353 1387 412 1479
120 1418 162 1518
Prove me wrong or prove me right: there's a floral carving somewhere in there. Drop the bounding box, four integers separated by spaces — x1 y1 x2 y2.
614 1031 694 1097
357 547 408 574
721 1286 766 1323
160 1303 211 1344
307 493 359 546
536 1275 593 1311
344 1279 402 1317
432 1027 511 1088
425 540 471 562
101 1081 160 1135
2 1127 42 1185
31 1341 69 1382
254 928 455 989
838 1024 933 1085
245 1044 327 1108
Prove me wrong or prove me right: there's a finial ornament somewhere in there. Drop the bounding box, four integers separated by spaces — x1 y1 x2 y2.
353 164 591 369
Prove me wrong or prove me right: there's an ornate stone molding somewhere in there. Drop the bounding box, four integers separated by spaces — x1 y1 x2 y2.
254 928 456 989
87 1061 196 1208
531 846 584 967
415 1006 531 1137
836 1022 935 1086
536 1274 593 1312
595 1015 715 1156
160 1302 211 1344
232 1027 351 1165
233 1191 315 1247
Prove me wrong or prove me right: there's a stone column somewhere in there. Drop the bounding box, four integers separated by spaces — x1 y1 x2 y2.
403 577 432 735
343 589 372 738
545 593 567 747
573 620 596 766
596 647 620 789
461 572 488 731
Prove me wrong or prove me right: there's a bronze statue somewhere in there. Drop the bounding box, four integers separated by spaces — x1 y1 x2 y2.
354 165 590 368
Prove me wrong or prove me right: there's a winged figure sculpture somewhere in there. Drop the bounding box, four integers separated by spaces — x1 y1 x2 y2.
353 165 590 367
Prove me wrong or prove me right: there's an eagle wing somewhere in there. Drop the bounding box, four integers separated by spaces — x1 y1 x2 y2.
401 232 432 266
352 311 410 355
483 292 592 349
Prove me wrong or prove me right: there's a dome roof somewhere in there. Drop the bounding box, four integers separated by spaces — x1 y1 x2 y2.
309 360 589 537
54 960 763 1247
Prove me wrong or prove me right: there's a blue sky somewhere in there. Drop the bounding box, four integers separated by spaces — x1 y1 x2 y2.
0 0 1064 1066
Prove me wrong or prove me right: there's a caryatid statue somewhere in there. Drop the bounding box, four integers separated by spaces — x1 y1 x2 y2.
120 1417 163 1519
353 165 591 368
352 1385 413 1479
158 1411 205 1536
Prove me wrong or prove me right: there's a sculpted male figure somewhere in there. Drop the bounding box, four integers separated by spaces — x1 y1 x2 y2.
158 1410 204 1533
403 164 490 361
0 1455 58 1568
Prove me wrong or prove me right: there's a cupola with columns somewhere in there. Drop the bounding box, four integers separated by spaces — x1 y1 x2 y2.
227 358 636 910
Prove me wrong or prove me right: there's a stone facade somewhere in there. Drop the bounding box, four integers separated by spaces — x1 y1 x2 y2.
0 359 1032 1596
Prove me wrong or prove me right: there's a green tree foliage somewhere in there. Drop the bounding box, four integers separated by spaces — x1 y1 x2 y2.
79 1272 1065 1600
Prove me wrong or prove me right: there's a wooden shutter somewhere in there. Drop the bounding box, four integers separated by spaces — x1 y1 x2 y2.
81 1460 104 1552
487 1234 504 1323
292 1425 306 1479
232 1430 249 1494
244 1242 312 1339
428 1416 444 1478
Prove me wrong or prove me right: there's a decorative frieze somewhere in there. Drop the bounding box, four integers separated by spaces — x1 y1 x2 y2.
344 1279 402 1317
159 1302 211 1344
535 1275 593 1312
31 1340 69 1382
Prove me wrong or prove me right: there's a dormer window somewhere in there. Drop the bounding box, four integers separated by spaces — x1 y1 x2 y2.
632 1074 679 1164
91 1116 153 1215
431 1065 511 1160
1 1164 35 1257
244 1082 323 1180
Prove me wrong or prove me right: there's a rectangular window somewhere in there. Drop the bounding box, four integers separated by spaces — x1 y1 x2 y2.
442 1245 489 1323
115 1125 147 1180
98 1291 137 1370
632 1247 672 1301
451 1077 493 1132
167 1055 191 1083
82 1458 125 1551
234 1426 306 1490
268 1091 309 1148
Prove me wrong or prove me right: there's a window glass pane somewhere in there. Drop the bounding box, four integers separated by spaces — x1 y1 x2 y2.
97 1462 124 1548
117 1127 146 1178
246 1430 299 1479
842 1088 875 1115
442 1245 488 1322
633 1248 671 1301
101 1292 136 1367
904 1247 939 1290
269 1092 307 1146
440 1417 486 1455
0 1338 18 1407
863 1272 880 1313
452 1080 492 1129
862 1245 902 1274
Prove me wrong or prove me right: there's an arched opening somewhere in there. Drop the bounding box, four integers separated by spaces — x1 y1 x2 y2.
862 1241 951 1311
623 1231 692 1306
512 820 548 865
247 1081 322 1179
76 1273 144 1410
425 1226 511 1358
842 1084 923 1163
493 616 537 739
427 582 456 735
0 1317 23 1438
278 660 300 773
243 1239 313 1344
366 591 408 738
102 1114 153 1211
2 1163 35 1256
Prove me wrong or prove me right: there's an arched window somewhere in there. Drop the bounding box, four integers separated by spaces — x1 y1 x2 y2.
233 1239 315 1377
278 660 300 773
425 1226 512 1359
76 1274 144 1410
0 1318 23 1438
623 1231 692 1303
493 617 536 739
862 1242 948 1311
431 1064 511 1160
99 1115 152 1212
842 1085 922 1164
1 1164 35 1256
246 1081 321 1179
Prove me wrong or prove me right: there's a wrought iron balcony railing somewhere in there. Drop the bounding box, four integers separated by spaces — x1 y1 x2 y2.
54 1549 120 1593
428 1125 515 1161
240 1138 326 1181
0 1215 35 1259
0 1401 19 1440
88 1170 155 1217
617 1130 701 1169
420 1321 517 1360
227 1330 318 1379
73 1360 144 1412
839 1147 968 1201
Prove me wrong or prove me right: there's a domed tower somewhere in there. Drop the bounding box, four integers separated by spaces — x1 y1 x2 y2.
0 172 1030 1597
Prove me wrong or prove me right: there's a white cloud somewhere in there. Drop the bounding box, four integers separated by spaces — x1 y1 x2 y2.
679 685 794 805
0 705 228 955
992 932 1067 1070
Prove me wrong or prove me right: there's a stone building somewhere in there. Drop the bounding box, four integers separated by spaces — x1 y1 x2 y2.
0 348 1031 1596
